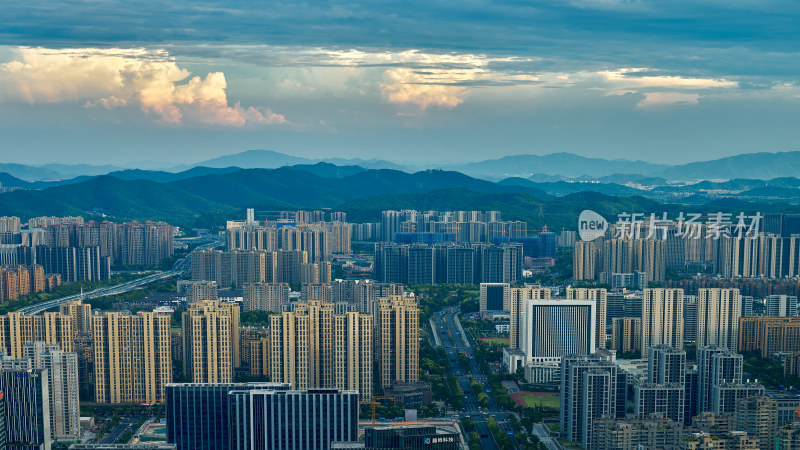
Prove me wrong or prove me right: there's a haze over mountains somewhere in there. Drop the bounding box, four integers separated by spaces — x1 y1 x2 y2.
5 149 800 183
3 149 800 230
2 159 800 232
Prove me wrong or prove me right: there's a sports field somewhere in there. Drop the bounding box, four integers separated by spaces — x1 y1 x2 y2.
518 392 560 409
479 337 510 346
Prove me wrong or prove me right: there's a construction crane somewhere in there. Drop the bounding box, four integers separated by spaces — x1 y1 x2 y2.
359 396 393 421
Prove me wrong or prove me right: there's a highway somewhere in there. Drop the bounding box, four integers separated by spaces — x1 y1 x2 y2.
433 306 521 450
533 423 562 450
15 235 223 315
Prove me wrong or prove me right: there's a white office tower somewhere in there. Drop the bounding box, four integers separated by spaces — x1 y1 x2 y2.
520 299 595 364
765 294 798 317
642 289 684 358
697 288 741 351
566 287 607 349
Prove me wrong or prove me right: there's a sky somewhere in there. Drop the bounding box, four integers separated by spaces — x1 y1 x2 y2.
1 0 800 167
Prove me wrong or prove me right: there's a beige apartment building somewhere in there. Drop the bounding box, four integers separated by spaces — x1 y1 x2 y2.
377 296 419 389
92 310 172 403
182 300 241 383
269 300 374 399
0 311 74 358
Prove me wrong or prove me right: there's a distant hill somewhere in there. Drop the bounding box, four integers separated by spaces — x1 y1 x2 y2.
169 167 552 209
0 176 234 221
103 167 242 183
0 172 33 189
193 149 314 169
0 166 550 224
451 152 668 179
7 149 800 184
657 151 800 181
0 164 65 182
38 163 124 178
284 162 366 179
498 177 644 196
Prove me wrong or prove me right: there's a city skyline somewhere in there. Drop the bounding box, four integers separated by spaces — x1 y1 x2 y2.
2 1 800 165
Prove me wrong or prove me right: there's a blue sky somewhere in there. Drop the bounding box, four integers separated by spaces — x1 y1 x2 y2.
1 0 799 166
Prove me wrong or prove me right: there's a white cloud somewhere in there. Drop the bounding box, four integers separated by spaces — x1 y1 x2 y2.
637 92 700 108
600 68 737 89
0 47 286 127
381 68 467 110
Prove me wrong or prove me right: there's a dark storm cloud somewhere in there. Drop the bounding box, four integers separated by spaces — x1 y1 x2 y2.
3 0 800 78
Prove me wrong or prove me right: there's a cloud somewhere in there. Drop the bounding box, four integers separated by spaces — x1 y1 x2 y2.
0 47 286 127
382 68 467 110
307 49 540 110
637 92 700 108
600 68 737 89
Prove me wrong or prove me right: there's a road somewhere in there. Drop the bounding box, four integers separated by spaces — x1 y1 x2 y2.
533 423 562 450
16 235 223 314
98 416 139 444
433 306 521 450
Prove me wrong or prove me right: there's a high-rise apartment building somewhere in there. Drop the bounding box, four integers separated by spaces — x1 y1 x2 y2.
177 280 219 302
766 295 798 317
269 300 373 399
738 317 800 357
697 288 741 351
634 346 687 423
0 265 47 301
641 288 684 357
377 296 419 389
407 245 435 284
713 383 765 415
735 396 777 450
117 221 175 267
591 415 683 450
696 346 763 415
508 285 551 349
573 240 599 281
243 282 289 312
58 299 92 335
560 355 627 449
299 261 332 285
685 295 698 342
16 245 111 282
375 242 522 285
648 345 686 385
93 310 172 403
611 317 641 355
634 384 685 423
566 287 607 349
0 311 74 358
23 342 79 440
182 300 241 383
0 369 51 450
192 249 310 288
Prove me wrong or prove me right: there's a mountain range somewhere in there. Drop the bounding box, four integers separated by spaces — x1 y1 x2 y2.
3 162 800 233
5 149 800 183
